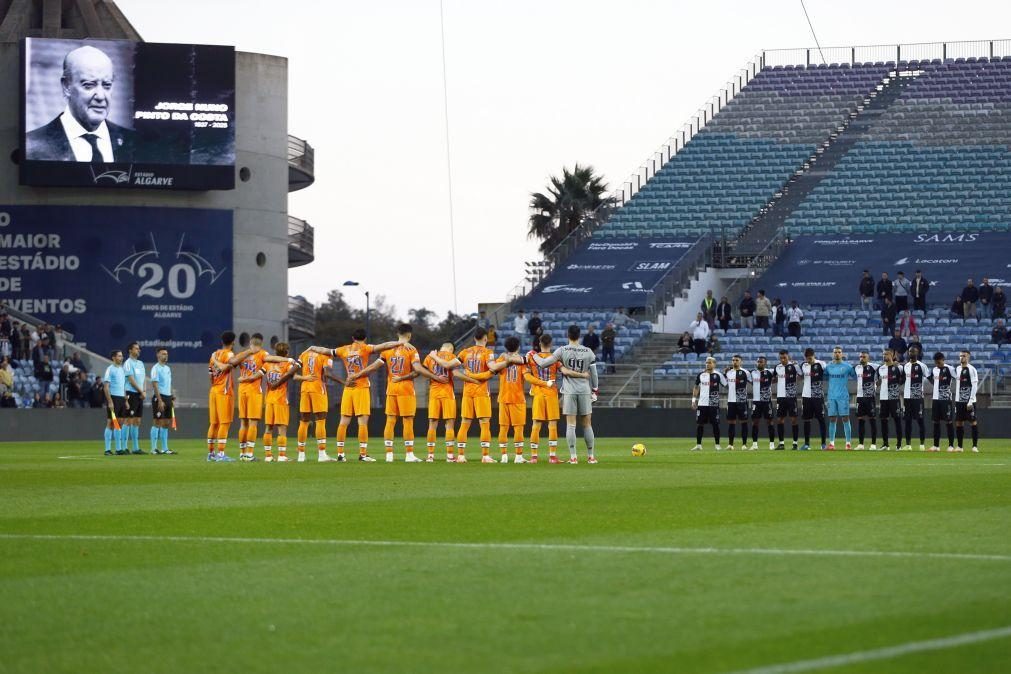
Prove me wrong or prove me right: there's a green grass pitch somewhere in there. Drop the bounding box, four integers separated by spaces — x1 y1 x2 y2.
1 438 1009 673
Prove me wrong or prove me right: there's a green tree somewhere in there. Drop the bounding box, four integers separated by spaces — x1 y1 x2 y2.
528 164 609 255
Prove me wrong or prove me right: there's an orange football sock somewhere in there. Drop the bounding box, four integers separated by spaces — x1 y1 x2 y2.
216 423 229 452
314 420 327 452
498 426 509 454
206 426 215 453
278 435 287 456
263 432 273 457
237 426 246 448
457 420 471 447
480 421 491 455
403 418 414 444
514 426 524 454
358 424 369 454
297 420 309 448
548 425 558 455
383 418 396 448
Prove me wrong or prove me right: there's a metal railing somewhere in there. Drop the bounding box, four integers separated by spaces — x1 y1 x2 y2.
287 215 315 267
287 295 315 339
287 134 315 191
762 38 1011 67
723 229 791 307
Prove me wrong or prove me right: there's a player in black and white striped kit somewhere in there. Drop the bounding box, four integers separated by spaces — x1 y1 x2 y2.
902 351 931 451
928 351 957 452
750 356 777 451
691 357 728 451
854 351 878 451
774 350 800 450
877 349 905 451
725 355 751 450
800 348 827 450
953 350 980 453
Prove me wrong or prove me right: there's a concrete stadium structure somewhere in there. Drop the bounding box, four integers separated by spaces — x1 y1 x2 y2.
0 0 316 403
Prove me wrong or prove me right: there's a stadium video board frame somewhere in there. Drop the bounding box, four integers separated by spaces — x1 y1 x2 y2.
20 37 236 191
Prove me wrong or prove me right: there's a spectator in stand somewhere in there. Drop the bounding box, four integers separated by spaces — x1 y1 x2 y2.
0 333 9 360
69 351 86 372
513 310 528 348
876 272 893 309
707 333 721 355
476 310 489 330
76 371 92 408
881 297 897 336
67 371 85 408
911 269 930 314
9 322 22 360
700 290 717 328
88 376 105 408
53 324 66 359
893 271 910 312
950 296 964 320
52 392 66 409
612 307 636 327
992 319 1008 345
0 311 10 339
677 331 693 355
31 335 50 367
859 270 875 311
961 278 978 319
785 300 804 338
486 324 497 347
0 356 12 400
739 291 756 329
772 298 785 337
899 310 918 339
993 286 1007 319
755 290 772 330
978 277 994 320
527 311 543 348
689 312 711 355
716 296 733 332
582 324 601 355
601 323 617 373
31 392 44 408
888 329 908 363
907 335 924 362
35 354 54 386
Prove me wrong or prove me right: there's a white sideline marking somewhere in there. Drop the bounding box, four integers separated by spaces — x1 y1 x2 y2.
724 625 1011 674
57 456 101 460
0 533 1009 562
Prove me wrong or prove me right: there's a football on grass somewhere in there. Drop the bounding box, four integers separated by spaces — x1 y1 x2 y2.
631 443 647 457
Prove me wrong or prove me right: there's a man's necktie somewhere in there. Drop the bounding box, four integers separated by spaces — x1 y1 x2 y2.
82 133 105 163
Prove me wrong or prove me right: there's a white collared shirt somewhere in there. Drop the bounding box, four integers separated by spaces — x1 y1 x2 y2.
59 106 115 162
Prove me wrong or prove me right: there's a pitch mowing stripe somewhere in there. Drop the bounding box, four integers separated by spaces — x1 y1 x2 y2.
0 533 1010 562
725 625 1011 674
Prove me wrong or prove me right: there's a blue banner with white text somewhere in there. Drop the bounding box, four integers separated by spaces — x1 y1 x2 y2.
757 232 1011 305
520 238 702 310
0 205 232 361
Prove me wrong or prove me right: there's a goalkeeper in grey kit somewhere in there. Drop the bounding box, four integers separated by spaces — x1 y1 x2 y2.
530 325 600 464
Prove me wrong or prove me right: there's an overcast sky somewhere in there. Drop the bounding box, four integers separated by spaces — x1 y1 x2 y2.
119 0 1011 320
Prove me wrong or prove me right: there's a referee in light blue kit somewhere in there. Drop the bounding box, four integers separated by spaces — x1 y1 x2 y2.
123 342 146 454
102 350 128 455
150 347 176 455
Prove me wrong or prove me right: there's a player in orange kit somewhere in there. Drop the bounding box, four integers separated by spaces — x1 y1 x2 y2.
208 332 294 462
295 344 342 462
260 342 301 463
307 328 404 462
424 343 460 462
495 336 529 463
525 333 562 463
428 327 519 463
236 333 268 461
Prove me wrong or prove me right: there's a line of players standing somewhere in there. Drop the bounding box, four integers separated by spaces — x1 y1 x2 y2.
691 347 981 453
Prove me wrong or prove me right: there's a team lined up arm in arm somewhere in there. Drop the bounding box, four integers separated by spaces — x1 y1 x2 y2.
403 360 449 384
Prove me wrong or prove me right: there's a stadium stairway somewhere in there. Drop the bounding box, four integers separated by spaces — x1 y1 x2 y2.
734 72 912 254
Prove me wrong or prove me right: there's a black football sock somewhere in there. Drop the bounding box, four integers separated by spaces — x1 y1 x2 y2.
946 423 955 447
728 424 735 446
818 416 826 445
917 418 925 444
803 421 811 445
905 417 912 445
881 419 889 447
869 418 877 444
971 424 979 447
696 425 704 446
712 423 721 445
858 418 865 444
792 423 799 443
752 422 759 443
777 422 784 442
933 422 941 448
956 425 964 447
893 414 904 446
768 423 776 443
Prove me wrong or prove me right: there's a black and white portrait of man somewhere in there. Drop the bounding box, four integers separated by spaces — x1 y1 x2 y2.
26 42 135 163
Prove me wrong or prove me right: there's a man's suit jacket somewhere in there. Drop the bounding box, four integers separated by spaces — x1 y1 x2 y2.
26 116 135 162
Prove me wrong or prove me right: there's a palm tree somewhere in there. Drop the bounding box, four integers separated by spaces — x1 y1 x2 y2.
528 164 608 255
